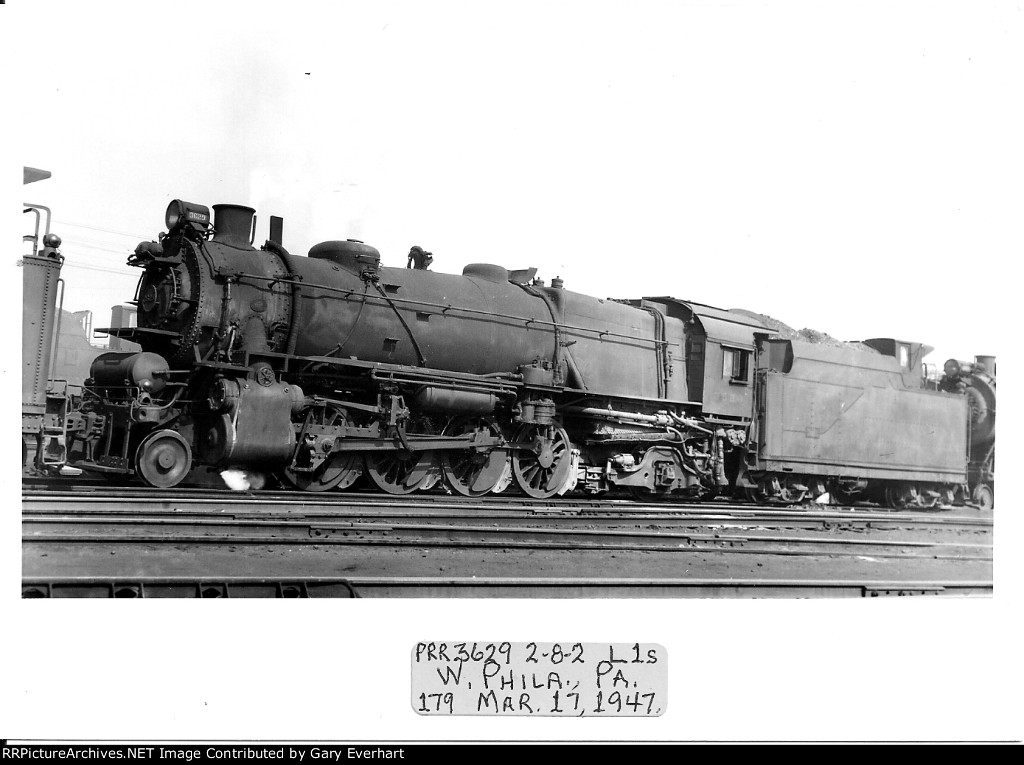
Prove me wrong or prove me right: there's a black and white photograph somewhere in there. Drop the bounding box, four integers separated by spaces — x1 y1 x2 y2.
3 0 1020 746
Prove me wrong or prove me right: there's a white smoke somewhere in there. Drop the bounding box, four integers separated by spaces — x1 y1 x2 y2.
220 469 266 491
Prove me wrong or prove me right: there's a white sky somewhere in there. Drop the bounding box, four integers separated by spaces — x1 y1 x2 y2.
3 0 1022 743
8 0 1019 362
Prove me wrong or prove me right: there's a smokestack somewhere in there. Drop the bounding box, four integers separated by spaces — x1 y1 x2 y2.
212 204 256 248
975 356 996 376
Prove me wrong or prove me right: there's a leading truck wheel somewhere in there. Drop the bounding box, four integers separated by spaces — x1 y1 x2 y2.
135 430 192 488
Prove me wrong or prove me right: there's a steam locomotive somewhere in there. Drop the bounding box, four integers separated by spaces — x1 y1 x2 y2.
28 199 994 508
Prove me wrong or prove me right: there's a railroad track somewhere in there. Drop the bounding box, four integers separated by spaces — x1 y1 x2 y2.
23 487 993 598
23 510 992 558
24 486 994 528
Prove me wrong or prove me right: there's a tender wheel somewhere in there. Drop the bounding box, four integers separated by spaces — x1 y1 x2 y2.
884 483 921 509
742 475 805 505
512 425 574 499
831 485 858 506
917 486 941 509
281 406 362 492
743 486 766 504
972 483 994 511
135 429 192 488
774 483 807 504
364 450 432 495
441 417 508 497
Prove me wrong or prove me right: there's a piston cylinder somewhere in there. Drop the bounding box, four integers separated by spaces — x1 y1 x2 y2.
199 380 305 465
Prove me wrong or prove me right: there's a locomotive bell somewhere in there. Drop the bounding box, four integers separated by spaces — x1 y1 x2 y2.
212 204 256 248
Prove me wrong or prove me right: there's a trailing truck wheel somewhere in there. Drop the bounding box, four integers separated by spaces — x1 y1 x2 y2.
135 429 192 488
972 483 994 511
512 425 573 499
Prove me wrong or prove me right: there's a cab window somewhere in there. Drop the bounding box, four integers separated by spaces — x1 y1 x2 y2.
899 343 910 369
723 347 750 383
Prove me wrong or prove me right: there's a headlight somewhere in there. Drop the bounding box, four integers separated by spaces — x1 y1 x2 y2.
165 199 211 235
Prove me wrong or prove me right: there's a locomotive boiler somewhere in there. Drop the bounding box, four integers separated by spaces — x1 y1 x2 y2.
63 198 984 508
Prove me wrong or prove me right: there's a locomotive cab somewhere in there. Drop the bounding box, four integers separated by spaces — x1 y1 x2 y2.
637 298 770 424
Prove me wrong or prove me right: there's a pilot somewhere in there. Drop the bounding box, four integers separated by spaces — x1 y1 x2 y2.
407 246 434 270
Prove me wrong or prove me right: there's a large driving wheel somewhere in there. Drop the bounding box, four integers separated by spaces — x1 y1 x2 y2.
511 425 574 499
281 406 362 492
441 417 508 497
364 450 433 495
135 429 192 488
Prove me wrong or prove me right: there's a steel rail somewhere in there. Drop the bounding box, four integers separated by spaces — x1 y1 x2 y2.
23 531 993 561
22 514 994 552
23 483 993 517
22 495 996 529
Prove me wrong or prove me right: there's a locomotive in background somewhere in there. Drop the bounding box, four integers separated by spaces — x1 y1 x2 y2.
21 194 139 476
938 356 996 509
26 197 995 508
21 197 73 476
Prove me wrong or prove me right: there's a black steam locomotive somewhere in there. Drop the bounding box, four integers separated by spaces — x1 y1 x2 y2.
37 199 992 507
